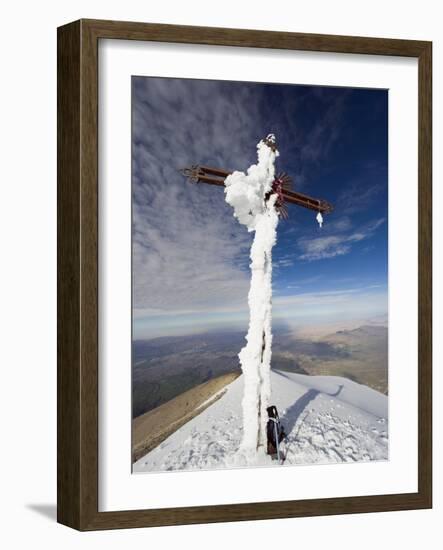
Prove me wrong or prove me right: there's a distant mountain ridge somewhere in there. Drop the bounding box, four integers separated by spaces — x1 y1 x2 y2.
132 323 388 419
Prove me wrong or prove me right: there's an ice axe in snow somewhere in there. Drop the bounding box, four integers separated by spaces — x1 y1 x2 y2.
266 406 286 463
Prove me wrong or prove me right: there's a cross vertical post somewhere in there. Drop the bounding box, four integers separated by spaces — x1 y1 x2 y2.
181 135 333 461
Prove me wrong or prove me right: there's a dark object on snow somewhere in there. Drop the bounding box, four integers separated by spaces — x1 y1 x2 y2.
266 405 286 459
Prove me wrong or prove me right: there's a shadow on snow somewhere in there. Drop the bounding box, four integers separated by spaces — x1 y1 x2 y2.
273 369 344 437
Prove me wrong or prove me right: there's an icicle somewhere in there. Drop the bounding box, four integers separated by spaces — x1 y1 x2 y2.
316 211 323 228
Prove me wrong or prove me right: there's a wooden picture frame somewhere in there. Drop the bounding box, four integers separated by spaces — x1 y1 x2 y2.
57 19 432 530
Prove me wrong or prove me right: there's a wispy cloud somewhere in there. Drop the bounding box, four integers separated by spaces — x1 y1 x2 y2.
297 218 385 261
338 181 385 215
299 91 348 164
132 78 265 314
274 258 295 268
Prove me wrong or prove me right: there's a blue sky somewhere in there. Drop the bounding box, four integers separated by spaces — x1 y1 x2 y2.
132 77 388 339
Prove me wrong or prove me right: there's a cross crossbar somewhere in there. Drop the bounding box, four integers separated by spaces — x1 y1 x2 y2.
180 165 333 214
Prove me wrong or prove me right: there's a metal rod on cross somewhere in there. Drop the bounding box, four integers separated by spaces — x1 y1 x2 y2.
180 166 334 216
180 135 333 460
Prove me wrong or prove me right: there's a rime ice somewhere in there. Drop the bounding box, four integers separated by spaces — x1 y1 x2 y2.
224 136 280 461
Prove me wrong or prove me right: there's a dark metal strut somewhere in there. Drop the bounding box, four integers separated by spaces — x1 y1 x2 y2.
180 165 333 215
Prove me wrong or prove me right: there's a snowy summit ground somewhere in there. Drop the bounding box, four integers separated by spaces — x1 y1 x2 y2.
133 371 388 473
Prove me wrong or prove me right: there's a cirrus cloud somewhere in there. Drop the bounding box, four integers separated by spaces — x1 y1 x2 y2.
297 218 385 261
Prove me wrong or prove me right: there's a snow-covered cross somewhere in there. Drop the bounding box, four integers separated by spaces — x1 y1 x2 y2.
181 135 333 463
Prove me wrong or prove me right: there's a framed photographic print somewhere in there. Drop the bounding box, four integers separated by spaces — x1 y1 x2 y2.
57 19 432 530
